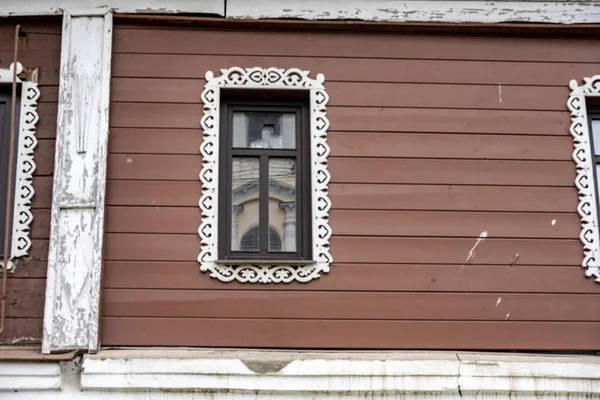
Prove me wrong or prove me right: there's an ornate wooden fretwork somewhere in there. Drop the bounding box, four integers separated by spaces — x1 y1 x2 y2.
568 75 600 282
199 67 332 283
0 62 39 268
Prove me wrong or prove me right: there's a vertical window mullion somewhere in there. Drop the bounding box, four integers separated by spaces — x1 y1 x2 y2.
294 108 302 258
259 153 269 255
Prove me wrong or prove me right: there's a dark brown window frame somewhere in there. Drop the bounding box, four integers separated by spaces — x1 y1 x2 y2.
218 97 312 262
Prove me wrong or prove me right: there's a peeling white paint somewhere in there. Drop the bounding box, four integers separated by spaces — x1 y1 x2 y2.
227 0 600 24
552 219 557 226
0 0 598 24
43 10 113 354
0 0 224 17
498 84 503 103
4 351 600 399
466 231 487 264
505 312 511 320
496 296 502 307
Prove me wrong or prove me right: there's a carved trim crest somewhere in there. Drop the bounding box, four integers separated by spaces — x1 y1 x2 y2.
198 67 332 283
568 75 600 282
0 63 39 268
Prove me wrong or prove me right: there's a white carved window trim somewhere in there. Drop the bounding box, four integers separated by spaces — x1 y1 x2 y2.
568 75 600 283
0 62 39 271
198 67 332 283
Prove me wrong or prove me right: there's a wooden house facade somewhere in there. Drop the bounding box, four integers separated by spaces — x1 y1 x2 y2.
1 1 600 398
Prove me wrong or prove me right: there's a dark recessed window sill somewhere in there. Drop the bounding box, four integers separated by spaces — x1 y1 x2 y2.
215 259 316 266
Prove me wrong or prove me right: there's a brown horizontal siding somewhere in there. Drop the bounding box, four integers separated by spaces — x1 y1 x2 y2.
101 318 600 350
109 128 573 161
11 239 49 279
0 19 60 345
104 233 579 266
0 318 42 345
107 180 578 212
104 262 600 294
108 154 574 187
112 53 598 87
34 103 58 138
102 290 600 322
111 103 568 135
106 207 579 239
30 176 53 209
6 279 45 318
102 24 598 350
113 28 600 63
111 78 569 111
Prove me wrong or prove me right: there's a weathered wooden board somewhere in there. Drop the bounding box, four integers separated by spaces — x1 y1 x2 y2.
102 289 600 321
106 154 574 186
110 78 569 111
103 233 579 266
112 53 600 86
112 28 600 63
110 102 569 135
0 318 42 345
103 262 600 294
105 207 578 239
106 180 577 212
5 279 46 318
108 128 572 161
101 318 600 350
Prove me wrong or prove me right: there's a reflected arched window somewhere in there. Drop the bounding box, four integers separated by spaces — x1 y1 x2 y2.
240 226 282 252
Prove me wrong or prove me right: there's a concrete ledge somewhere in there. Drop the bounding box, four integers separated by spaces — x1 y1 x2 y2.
0 361 61 391
3 350 600 398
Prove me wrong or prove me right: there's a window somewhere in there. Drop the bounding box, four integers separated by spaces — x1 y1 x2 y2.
589 112 600 202
198 67 332 283
0 89 19 267
0 63 39 272
218 102 311 262
568 75 600 283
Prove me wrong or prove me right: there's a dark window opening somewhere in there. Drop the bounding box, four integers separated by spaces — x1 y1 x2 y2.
218 98 311 261
0 87 20 259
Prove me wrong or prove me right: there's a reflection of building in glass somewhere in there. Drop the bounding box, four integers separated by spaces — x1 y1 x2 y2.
233 112 295 149
231 158 296 252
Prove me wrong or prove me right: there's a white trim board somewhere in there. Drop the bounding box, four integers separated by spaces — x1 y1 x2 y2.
226 0 600 24
42 10 113 353
0 1 225 17
1 1 598 24
3 351 600 399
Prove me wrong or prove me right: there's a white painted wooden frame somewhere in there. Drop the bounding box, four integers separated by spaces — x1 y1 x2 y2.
227 0 600 24
568 75 600 283
43 9 112 353
199 67 332 283
0 62 39 271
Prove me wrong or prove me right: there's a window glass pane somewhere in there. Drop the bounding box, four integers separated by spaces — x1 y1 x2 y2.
269 158 296 252
593 120 600 155
233 112 295 149
231 157 260 252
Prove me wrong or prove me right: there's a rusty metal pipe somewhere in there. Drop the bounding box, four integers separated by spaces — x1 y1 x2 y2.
0 24 21 335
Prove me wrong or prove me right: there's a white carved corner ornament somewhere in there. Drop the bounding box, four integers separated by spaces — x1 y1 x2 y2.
0 62 39 270
568 75 600 283
198 67 332 283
